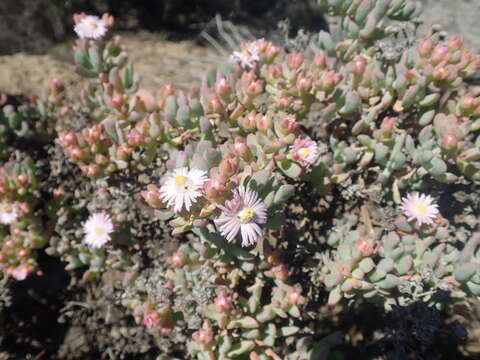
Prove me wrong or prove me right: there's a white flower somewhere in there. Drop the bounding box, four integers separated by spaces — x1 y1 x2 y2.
399 192 439 226
0 202 19 225
159 167 208 212
74 15 108 39
83 212 114 248
291 137 319 166
229 39 262 69
214 186 268 247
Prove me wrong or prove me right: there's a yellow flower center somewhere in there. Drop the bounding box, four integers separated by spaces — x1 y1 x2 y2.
89 20 98 28
237 207 255 222
298 147 310 158
414 203 427 214
93 226 104 235
175 175 186 185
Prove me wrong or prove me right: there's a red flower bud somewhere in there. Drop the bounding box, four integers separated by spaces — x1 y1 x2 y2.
285 53 304 69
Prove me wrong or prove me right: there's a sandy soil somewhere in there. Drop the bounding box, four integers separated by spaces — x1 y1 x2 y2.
0 32 223 96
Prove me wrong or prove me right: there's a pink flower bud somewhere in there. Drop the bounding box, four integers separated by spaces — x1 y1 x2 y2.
116 144 133 160
287 287 306 305
95 154 109 165
314 51 327 69
207 95 223 113
432 66 450 81
352 56 366 75
127 129 144 147
215 77 232 98
69 146 88 162
256 114 272 131
195 328 214 345
219 154 239 177
418 39 433 57
214 291 232 312
285 53 304 69
85 124 104 143
355 237 374 256
265 44 280 60
170 252 185 268
204 178 226 199
279 95 293 109
85 164 101 177
270 264 290 281
448 35 464 52
240 111 257 131
296 76 312 92
232 137 249 157
279 114 300 135
246 80 264 96
59 106 71 117
431 45 450 64
141 184 163 207
110 94 124 108
63 131 78 146
380 117 396 136
98 72 107 83
442 133 458 151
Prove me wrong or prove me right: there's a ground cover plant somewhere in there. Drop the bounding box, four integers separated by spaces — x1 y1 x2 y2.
1 1 480 359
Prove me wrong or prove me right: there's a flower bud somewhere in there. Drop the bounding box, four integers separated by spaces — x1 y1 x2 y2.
85 124 104 143
268 264 290 281
204 178 226 199
110 94 124 108
127 129 144 147
352 56 366 75
256 114 273 131
287 287 305 305
219 154 239 177
355 237 374 256
63 131 78 146
69 146 88 162
431 45 450 64
215 77 231 99
214 291 232 313
442 133 458 151
432 66 450 81
314 51 327 69
170 252 185 268
141 184 163 207
59 106 71 117
116 144 133 160
195 328 213 345
296 76 312 92
207 95 223 113
278 95 293 109
95 154 109 165
285 53 304 69
85 164 101 177
380 117 396 136
448 35 464 52
265 43 280 61
246 80 264 96
418 39 433 57
279 114 299 135
240 111 257 131
232 137 250 158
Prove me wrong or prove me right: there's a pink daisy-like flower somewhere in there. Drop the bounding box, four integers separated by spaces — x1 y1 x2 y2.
214 186 267 247
229 39 262 69
399 192 439 226
159 167 208 213
74 15 108 39
83 212 114 248
292 137 319 166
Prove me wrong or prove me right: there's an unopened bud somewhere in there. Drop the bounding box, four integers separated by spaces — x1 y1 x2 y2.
431 45 450 64
355 237 374 256
279 114 300 135
141 184 163 207
127 129 144 147
442 133 458 151
207 95 223 113
240 111 257 131
110 94 124 108
287 287 305 305
219 154 239 177
195 328 214 345
296 76 312 92
418 38 433 57
256 114 272 131
116 144 133 160
246 80 263 96
448 35 464 52
352 56 366 75
432 66 450 81
170 252 185 267
85 164 101 177
232 137 250 158
215 77 231 99
285 53 304 69
214 291 232 313
204 178 226 198
314 51 327 69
